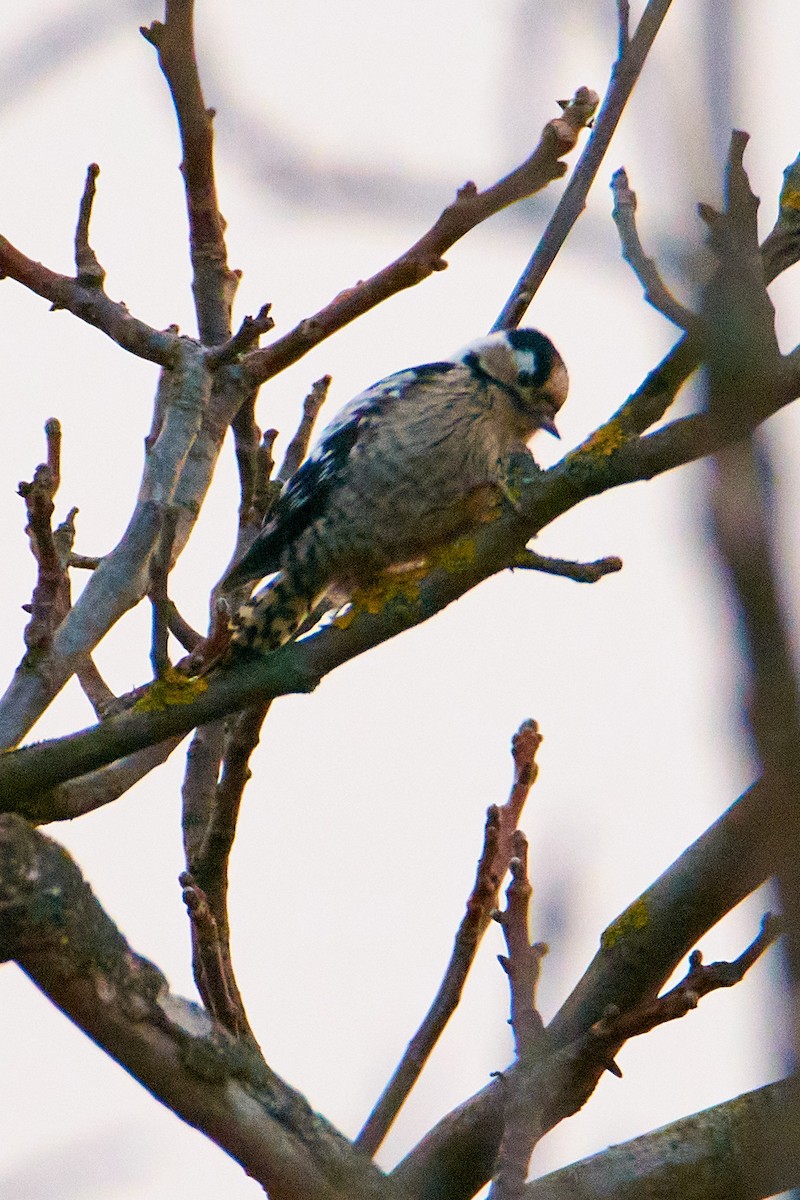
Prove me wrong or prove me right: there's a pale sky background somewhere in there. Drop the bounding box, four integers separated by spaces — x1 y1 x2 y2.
0 3 799 1198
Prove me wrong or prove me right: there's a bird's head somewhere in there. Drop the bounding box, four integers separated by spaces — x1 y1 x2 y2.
454 328 568 439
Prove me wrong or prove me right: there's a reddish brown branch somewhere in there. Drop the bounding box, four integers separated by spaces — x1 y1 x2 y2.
180 871 251 1037
224 374 328 591
0 234 177 365
241 90 597 387
141 2 238 345
252 428 281 523
18 423 116 721
594 914 780 1051
355 721 543 1157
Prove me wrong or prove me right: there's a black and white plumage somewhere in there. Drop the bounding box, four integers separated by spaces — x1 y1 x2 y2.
225 328 568 653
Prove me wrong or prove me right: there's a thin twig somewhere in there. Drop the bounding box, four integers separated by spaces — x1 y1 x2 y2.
616 0 631 57
206 304 274 370
241 89 597 388
73 163 105 288
495 833 547 1063
512 550 622 583
18 420 69 655
492 0 674 330
589 913 781 1053
490 832 547 1200
278 375 331 481
180 871 250 1037
611 167 699 330
0 234 177 365
164 600 203 653
355 721 543 1156
149 507 180 679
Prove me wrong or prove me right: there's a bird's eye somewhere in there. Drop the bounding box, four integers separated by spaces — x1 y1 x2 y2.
517 371 536 387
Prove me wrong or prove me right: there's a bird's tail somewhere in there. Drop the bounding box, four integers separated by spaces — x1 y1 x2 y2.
229 572 318 654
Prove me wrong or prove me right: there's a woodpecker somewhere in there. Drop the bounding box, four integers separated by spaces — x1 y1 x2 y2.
225 328 568 653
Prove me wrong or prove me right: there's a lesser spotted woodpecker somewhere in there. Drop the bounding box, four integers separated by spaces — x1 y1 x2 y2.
225 328 568 653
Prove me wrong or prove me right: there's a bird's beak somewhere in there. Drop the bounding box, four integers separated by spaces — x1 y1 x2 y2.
539 413 561 438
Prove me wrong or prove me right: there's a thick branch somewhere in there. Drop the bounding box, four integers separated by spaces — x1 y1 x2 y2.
0 339 222 750
0 814 391 1200
526 1078 800 1200
0 331 795 804
26 737 186 822
705 133 800 1054
392 778 779 1200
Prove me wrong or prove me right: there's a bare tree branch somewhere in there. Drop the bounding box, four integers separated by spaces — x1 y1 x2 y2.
489 832 548 1200
4 317 799 802
22 738 186 823
0 814 392 1200
525 1077 800 1200
73 162 106 288
356 721 543 1156
278 375 331 482
611 167 700 330
0 338 219 749
148 506 180 678
392 778 779 1200
493 0 674 331
241 88 598 388
0 231 177 366
512 550 622 583
141 0 239 345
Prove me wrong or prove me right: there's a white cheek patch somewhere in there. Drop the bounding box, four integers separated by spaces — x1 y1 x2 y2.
515 350 539 379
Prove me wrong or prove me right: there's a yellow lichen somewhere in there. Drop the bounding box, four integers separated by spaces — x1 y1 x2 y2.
570 420 628 461
332 538 478 631
133 667 208 712
780 187 800 211
333 567 427 628
601 897 649 948
429 536 477 573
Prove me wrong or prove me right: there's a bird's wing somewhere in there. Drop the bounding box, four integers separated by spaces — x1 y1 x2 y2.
224 362 459 586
